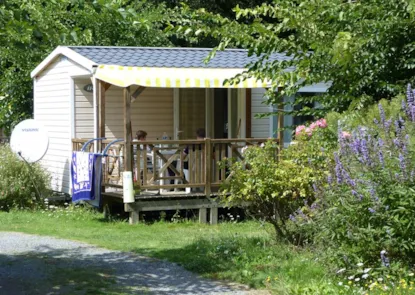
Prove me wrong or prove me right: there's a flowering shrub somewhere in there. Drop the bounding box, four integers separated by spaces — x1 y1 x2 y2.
310 85 415 269
220 121 339 243
219 140 318 241
0 145 50 210
295 118 328 137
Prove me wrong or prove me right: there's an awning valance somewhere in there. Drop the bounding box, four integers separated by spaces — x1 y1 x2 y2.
95 65 271 88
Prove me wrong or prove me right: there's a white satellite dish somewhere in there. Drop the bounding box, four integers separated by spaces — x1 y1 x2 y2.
10 119 49 163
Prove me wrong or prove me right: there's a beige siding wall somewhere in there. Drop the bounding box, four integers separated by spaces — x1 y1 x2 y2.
179 89 206 139
74 78 94 138
74 86 174 141
251 88 271 138
107 87 174 140
34 56 90 194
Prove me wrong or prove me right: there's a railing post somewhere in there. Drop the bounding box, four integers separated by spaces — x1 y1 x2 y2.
135 143 141 191
123 87 132 172
204 138 212 197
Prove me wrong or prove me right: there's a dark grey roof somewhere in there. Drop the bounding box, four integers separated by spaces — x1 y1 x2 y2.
68 46 290 68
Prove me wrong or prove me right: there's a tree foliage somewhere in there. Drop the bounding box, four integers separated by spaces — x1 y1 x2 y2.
0 0 172 134
170 0 415 117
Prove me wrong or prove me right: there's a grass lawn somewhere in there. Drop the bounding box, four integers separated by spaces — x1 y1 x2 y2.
0 207 343 294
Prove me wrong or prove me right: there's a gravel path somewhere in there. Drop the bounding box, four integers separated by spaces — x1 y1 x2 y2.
0 232 259 295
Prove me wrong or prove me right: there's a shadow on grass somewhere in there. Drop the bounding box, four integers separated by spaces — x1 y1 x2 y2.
133 236 279 289
134 235 329 290
0 236 248 295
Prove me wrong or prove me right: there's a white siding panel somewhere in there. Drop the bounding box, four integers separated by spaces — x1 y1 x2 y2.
34 56 88 194
251 88 271 138
74 85 174 140
74 78 94 138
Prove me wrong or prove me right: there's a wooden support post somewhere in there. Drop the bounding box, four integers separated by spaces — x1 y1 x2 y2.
204 138 212 198
246 89 252 138
124 87 132 172
277 87 284 152
129 211 140 224
278 102 284 153
199 208 207 223
98 79 106 147
98 79 106 193
210 207 218 225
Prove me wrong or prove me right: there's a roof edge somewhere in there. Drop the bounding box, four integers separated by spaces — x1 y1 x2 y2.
67 45 248 52
31 46 97 78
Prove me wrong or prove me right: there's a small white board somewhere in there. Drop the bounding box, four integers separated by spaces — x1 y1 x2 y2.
10 119 49 163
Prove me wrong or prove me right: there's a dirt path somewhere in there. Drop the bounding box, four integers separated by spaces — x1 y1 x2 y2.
0 232 263 295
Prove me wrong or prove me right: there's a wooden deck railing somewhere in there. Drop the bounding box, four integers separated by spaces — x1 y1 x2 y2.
72 138 278 194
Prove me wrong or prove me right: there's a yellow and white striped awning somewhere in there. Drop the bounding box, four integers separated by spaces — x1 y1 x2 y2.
95 65 271 88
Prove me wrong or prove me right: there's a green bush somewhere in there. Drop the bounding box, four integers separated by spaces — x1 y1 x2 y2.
0 144 50 210
220 121 337 243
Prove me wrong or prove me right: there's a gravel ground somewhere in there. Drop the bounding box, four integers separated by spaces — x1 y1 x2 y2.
0 232 263 295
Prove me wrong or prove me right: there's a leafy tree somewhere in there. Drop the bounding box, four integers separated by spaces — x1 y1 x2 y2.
155 0 271 47
170 0 415 118
0 0 172 134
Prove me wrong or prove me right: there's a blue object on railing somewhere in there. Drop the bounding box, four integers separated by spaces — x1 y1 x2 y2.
81 137 106 152
102 139 124 156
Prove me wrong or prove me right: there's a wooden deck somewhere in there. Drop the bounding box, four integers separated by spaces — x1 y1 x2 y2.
73 137 279 224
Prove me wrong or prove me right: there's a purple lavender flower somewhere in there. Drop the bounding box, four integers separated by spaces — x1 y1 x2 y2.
394 117 405 136
327 174 333 185
407 84 414 104
374 118 379 125
351 190 363 201
368 207 376 214
312 183 317 192
334 153 344 184
350 139 361 155
369 186 376 198
311 202 318 210
402 99 407 112
399 153 406 177
385 119 392 132
411 170 415 182
379 104 386 125
399 116 405 127
378 150 384 167
380 250 390 267
378 138 384 147
361 139 370 164
338 127 347 151
347 178 356 187
403 134 410 154
296 208 306 218
289 214 296 222
393 138 400 148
